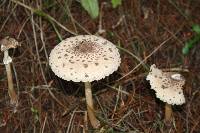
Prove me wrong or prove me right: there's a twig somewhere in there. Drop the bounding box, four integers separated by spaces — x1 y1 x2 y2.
83 111 88 133
73 19 91 35
66 109 76 133
39 16 49 61
102 84 129 95
17 17 30 39
162 67 189 73
116 109 133 125
31 13 47 85
12 63 20 98
132 110 148 133
168 0 189 20
95 95 107 119
111 86 121 119
0 3 17 32
117 36 173 81
11 0 77 35
97 2 106 34
41 114 47 133
116 44 149 71
31 14 68 112
112 15 125 29
58 0 78 34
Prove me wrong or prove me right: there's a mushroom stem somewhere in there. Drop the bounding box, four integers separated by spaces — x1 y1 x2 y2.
84 82 100 128
5 62 18 106
1 37 19 108
165 103 172 122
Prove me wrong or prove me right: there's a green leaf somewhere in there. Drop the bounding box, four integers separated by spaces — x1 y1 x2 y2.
31 107 39 122
192 24 200 34
182 34 200 55
31 107 38 113
111 0 122 8
80 0 99 19
182 42 192 55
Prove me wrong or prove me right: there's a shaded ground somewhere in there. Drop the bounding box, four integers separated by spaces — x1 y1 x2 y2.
0 0 200 132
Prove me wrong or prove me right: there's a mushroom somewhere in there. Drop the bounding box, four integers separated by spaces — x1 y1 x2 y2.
1 37 20 106
146 64 185 122
49 35 121 128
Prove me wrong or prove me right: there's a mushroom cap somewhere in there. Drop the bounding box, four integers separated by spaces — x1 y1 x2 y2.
49 35 121 82
146 64 185 105
1 37 20 64
1 36 20 52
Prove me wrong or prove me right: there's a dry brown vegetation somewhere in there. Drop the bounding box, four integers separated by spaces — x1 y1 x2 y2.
0 0 200 132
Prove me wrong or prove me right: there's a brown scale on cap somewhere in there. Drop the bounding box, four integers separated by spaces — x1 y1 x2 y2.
74 41 96 53
83 64 88 68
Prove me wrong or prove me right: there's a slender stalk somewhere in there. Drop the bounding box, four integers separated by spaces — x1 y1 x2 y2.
1 37 19 108
84 82 100 128
5 63 18 106
165 103 172 122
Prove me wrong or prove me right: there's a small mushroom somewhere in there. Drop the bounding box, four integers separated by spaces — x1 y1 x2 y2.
1 37 20 107
146 64 185 123
49 35 121 128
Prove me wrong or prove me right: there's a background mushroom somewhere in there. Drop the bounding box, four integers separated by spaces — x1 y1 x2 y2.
1 36 20 107
146 64 185 123
49 35 121 128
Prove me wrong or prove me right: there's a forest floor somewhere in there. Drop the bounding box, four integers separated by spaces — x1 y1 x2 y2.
0 0 200 132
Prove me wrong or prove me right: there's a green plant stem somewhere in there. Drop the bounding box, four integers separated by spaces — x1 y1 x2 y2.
84 82 100 128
